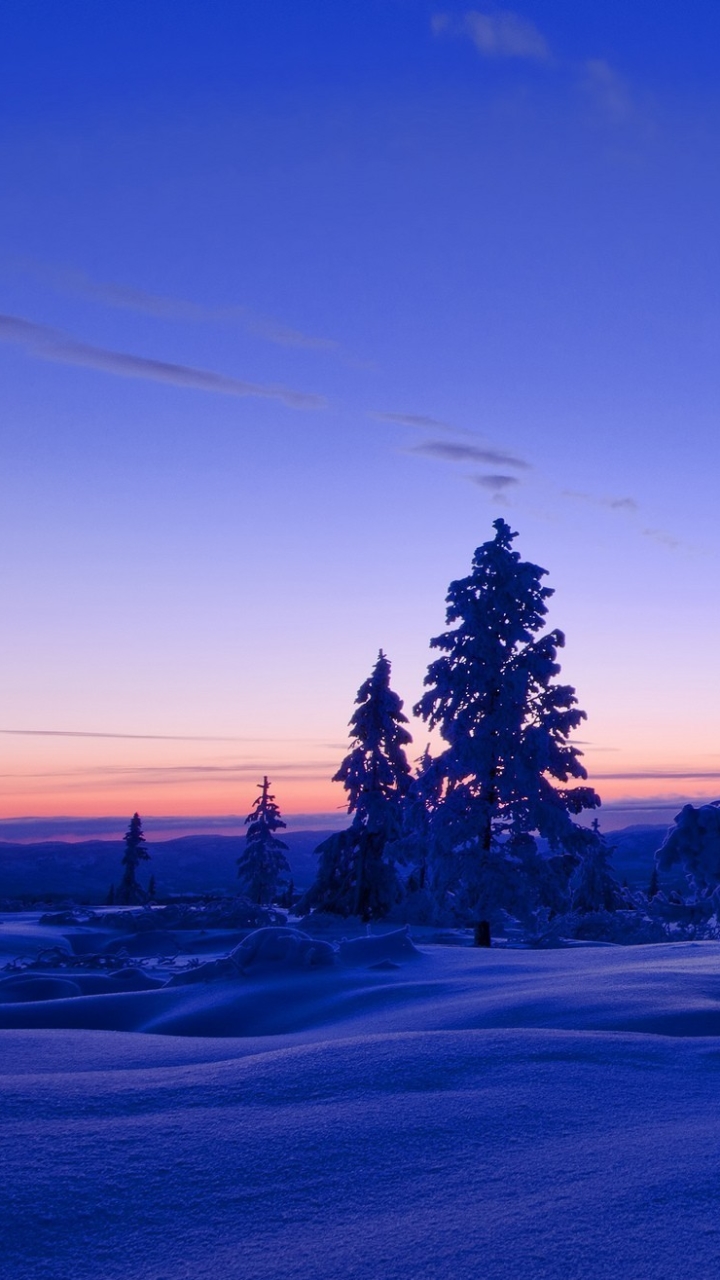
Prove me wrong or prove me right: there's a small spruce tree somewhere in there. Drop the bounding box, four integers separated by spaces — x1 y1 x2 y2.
118 813 150 905
237 777 291 905
414 519 600 941
303 650 412 920
569 820 623 913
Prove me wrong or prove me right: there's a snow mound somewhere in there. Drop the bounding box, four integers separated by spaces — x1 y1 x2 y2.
229 926 336 971
338 925 421 966
165 927 337 988
0 975 82 1002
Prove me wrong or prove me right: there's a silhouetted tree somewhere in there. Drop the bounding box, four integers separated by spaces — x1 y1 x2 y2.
647 867 659 900
414 519 600 941
237 777 291 904
148 874 157 900
118 812 150 905
303 651 413 920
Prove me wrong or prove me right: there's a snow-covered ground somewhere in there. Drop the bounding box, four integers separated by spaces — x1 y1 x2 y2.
2 913 720 1279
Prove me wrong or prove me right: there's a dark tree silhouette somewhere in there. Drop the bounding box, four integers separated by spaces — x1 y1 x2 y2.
118 812 150 905
569 820 623 913
303 650 412 920
415 519 600 941
237 777 291 904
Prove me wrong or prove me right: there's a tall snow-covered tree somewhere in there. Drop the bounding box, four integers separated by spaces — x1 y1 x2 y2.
414 519 600 937
237 777 291 905
118 812 150 905
303 650 413 920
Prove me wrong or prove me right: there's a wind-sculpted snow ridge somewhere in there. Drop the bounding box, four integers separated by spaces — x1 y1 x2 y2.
2 914 720 1038
3 913 720 1279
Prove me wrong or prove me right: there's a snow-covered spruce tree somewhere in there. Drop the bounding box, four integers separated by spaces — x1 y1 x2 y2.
414 519 600 942
569 820 623 913
656 801 720 897
118 812 150 905
302 651 413 920
237 777 291 905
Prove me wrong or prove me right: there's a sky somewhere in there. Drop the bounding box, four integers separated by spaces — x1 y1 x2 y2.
2 0 720 836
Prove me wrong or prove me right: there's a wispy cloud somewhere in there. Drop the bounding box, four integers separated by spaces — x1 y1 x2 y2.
471 473 519 494
642 527 680 550
412 440 531 469
0 312 326 409
581 58 634 123
12 260 339 352
563 490 682 549
432 13 644 131
374 411 458 433
0 761 332 781
0 760 335 793
564 489 639 513
0 728 232 742
245 316 338 352
0 728 313 743
432 9 550 62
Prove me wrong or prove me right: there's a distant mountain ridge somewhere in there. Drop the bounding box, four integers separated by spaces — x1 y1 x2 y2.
0 831 329 902
0 825 681 904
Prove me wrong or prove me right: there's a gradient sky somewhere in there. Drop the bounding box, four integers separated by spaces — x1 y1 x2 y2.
2 1 720 833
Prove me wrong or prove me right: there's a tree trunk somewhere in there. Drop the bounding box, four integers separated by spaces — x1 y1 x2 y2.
474 920 491 947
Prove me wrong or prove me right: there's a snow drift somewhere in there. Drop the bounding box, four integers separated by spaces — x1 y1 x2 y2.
3 912 720 1280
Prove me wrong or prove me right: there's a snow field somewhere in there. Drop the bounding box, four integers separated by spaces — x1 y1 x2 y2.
2 930 720 1279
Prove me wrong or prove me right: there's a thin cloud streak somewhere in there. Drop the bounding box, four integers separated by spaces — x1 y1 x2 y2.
0 728 238 743
374 411 459 434
471 474 519 493
13 260 339 352
0 761 333 781
0 313 327 409
0 762 335 793
412 440 531 470
643 527 680 550
563 490 682 550
0 728 327 743
564 489 639 513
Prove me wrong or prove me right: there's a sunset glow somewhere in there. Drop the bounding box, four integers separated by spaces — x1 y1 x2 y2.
2 2 720 836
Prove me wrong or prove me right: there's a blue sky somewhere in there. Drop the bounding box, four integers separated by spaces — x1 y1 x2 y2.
2 1 720 829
